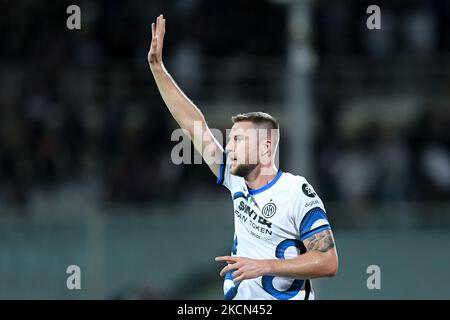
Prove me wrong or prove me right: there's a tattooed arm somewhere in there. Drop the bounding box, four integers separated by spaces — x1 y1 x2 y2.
304 229 336 253
216 229 338 282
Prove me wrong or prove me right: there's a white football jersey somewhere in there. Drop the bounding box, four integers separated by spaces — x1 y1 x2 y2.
216 153 332 300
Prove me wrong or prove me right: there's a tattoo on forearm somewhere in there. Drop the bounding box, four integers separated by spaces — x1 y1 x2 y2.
304 230 335 253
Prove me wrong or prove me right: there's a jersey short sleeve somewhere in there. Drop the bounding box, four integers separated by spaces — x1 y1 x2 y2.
292 179 332 241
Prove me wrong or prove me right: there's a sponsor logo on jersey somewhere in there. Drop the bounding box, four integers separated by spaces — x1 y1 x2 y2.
235 201 273 240
302 183 317 198
305 199 319 208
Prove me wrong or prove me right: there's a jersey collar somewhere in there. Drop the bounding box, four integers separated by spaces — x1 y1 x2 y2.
247 169 283 195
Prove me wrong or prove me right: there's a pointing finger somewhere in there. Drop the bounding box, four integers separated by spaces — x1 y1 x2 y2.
215 256 237 263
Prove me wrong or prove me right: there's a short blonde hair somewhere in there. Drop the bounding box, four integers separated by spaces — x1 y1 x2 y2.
231 112 279 130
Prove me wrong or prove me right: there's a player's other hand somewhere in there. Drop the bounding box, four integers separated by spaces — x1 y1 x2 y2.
215 256 271 284
148 14 166 70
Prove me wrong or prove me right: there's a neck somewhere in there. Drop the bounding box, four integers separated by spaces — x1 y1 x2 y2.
245 164 279 191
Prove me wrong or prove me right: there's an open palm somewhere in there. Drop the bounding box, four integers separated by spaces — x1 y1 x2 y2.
148 14 166 68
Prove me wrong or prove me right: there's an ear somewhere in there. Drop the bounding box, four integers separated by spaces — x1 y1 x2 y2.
261 140 272 156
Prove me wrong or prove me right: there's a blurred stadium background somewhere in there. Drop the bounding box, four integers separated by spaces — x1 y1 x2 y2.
1 0 450 299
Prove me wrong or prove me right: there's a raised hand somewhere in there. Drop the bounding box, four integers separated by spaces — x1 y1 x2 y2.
148 14 166 69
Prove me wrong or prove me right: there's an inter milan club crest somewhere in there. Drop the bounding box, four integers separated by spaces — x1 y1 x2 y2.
262 202 277 219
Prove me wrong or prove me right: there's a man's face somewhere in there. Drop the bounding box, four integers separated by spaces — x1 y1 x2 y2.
225 121 261 177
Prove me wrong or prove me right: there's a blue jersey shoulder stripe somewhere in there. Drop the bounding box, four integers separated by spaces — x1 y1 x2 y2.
299 207 329 235
300 225 331 241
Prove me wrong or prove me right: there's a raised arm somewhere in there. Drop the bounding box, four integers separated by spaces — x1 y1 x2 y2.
148 15 223 177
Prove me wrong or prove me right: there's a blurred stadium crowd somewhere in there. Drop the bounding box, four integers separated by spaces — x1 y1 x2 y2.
0 0 449 208
313 0 450 204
